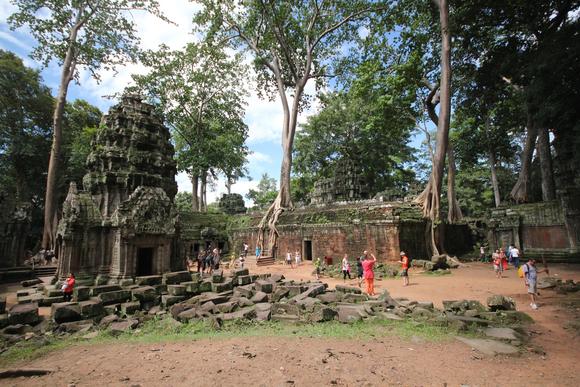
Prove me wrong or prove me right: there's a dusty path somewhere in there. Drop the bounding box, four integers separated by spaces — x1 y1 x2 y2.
2 262 580 386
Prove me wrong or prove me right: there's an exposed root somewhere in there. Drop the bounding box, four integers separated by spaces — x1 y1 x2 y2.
257 195 291 258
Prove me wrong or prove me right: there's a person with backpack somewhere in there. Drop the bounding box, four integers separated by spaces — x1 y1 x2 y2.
399 251 410 286
62 272 75 302
520 258 548 310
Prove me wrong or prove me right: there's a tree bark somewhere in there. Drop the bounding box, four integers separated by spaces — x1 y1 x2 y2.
489 149 501 207
446 143 462 222
510 113 538 203
190 174 199 211
41 23 79 250
537 127 556 201
200 172 207 212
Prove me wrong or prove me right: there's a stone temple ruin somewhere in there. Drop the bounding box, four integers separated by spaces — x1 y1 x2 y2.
56 95 179 282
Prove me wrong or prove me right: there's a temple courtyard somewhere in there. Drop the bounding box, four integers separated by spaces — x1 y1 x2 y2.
1 261 579 386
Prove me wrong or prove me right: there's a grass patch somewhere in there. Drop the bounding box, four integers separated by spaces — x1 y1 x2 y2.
0 317 461 367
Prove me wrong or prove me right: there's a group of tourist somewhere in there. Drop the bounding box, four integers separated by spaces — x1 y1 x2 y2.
490 244 522 278
284 250 302 268
186 247 222 274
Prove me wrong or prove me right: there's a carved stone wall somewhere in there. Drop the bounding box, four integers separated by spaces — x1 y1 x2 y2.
56 95 178 281
311 160 370 204
0 202 31 267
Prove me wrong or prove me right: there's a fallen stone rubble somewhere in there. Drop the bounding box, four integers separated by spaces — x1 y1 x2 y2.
0 268 534 355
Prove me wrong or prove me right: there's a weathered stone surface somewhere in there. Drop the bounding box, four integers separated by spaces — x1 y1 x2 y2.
38 296 65 307
216 301 239 314
317 292 341 304
198 292 230 305
8 303 40 325
0 296 5 314
104 304 119 315
271 314 300 323
455 337 519 356
154 284 167 294
411 307 434 319
121 301 141 315
18 294 43 304
342 293 368 303
177 307 200 322
254 280 274 294
271 287 290 302
132 286 158 302
181 281 200 294
378 312 404 321
445 314 489 326
74 286 90 302
255 303 272 321
211 270 224 284
271 303 300 316
163 271 192 285
269 274 285 282
0 314 10 329
443 300 487 313
484 327 520 341
2 324 33 335
222 306 256 321
234 268 250 277
234 285 254 298
308 305 337 322
21 278 43 287
97 290 132 305
109 319 139 334
51 302 82 324
237 275 253 286
292 284 326 302
16 290 31 297
90 285 122 297
335 285 362 294
118 278 134 287
99 314 119 327
337 304 368 323
167 285 186 296
487 295 516 311
162 295 186 306
58 319 94 333
44 288 63 298
190 272 201 283
251 291 269 303
135 275 163 286
79 300 105 319
212 279 233 293
199 280 212 293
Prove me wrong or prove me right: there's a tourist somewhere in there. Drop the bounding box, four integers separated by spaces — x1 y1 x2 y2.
510 245 521 268
295 250 301 266
479 245 486 262
243 242 249 258
499 248 508 270
197 252 204 273
186 256 195 273
314 257 321 280
341 254 351 281
205 250 214 273
286 250 293 267
361 251 377 296
399 251 410 286
492 249 502 278
212 247 221 270
356 256 364 287
255 245 261 259
239 253 245 269
62 272 75 302
522 258 548 310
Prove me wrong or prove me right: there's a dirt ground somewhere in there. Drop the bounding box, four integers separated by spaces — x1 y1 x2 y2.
2 261 580 386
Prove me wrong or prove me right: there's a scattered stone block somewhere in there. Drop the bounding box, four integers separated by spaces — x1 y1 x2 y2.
342 293 368 303
336 285 362 294
443 300 486 313
167 285 186 296
308 305 337 322
97 290 132 305
484 327 520 341
95 275 109 286
8 303 40 325
234 268 249 277
74 286 90 302
487 295 516 311
21 278 43 287
271 314 300 323
445 314 489 326
337 304 368 323
118 278 134 287
44 287 63 298
212 279 233 293
38 296 65 307
234 285 254 298
181 281 200 294
79 300 105 319
2 324 33 335
0 314 10 329
132 286 158 304
222 306 256 321
99 314 119 327
58 319 94 333
199 280 212 293
178 307 200 322
379 312 404 321
154 284 167 294
271 303 300 316
135 275 162 286
190 272 201 283
90 285 122 297
251 291 269 303
162 295 186 307
317 292 341 304
255 280 274 294
163 271 192 285
272 287 290 302
18 294 43 304
16 290 31 297
104 304 119 315
109 319 139 334
237 275 253 286
121 301 141 315
51 302 82 324
255 303 272 321
211 270 224 283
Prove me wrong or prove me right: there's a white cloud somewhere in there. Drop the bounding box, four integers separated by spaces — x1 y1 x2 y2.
248 151 272 163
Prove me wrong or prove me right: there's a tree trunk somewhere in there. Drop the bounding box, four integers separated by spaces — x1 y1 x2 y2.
190 174 199 211
446 143 462 222
489 150 501 207
510 113 538 203
42 55 77 251
226 176 232 195
200 172 207 212
537 127 556 201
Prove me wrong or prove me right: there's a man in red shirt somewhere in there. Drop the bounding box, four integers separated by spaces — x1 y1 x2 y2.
399 251 410 286
360 250 377 296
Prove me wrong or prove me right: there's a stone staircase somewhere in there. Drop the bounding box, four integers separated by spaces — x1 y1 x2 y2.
256 249 275 266
34 265 57 278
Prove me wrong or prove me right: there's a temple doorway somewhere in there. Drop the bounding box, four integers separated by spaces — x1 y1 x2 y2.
136 247 154 276
304 240 313 261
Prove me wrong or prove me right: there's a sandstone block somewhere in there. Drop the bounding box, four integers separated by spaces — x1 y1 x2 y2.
251 291 269 303
51 302 82 324
38 296 65 307
8 303 40 325
162 295 186 307
181 281 200 294
254 280 273 294
163 271 192 285
90 285 122 297
135 275 162 286
74 286 91 302
167 285 186 296
97 290 132 305
131 286 158 302
79 300 105 319
121 301 141 315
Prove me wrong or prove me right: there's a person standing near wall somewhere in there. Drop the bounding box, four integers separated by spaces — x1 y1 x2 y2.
341 254 351 282
255 245 261 259
399 251 410 286
62 272 75 302
295 250 301 266
361 250 377 296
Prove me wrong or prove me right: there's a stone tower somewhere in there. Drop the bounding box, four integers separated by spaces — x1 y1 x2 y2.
56 95 178 282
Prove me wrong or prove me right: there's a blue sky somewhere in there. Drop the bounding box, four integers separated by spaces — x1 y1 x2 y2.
0 0 424 204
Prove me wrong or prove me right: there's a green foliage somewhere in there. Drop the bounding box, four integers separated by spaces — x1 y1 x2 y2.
174 191 194 213
0 49 53 203
246 173 278 210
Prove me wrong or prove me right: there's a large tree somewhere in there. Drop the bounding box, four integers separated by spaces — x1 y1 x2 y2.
132 41 249 212
8 0 169 250
194 0 389 254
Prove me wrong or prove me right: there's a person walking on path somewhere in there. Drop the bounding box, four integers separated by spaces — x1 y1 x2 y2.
492 249 502 278
295 250 301 266
62 272 75 302
399 251 410 286
361 250 377 296
243 242 249 258
286 250 293 268
500 248 509 270
341 254 351 281
479 245 486 262
522 258 548 310
356 256 364 287
510 246 521 268
314 257 321 280
255 245 261 259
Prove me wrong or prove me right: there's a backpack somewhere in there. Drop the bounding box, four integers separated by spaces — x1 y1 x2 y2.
518 264 527 278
